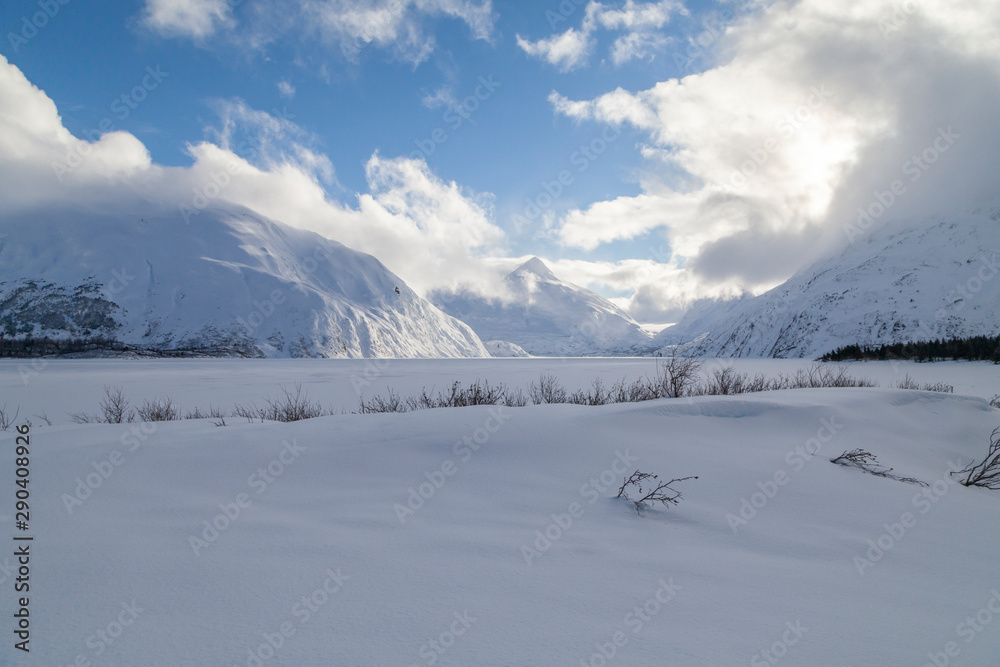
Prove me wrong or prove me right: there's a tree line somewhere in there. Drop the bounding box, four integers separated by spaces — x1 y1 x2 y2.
820 335 1000 362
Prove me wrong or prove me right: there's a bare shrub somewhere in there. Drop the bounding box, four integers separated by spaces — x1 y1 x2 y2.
0 404 19 431
569 377 613 405
269 384 325 421
991 395 1000 409
699 366 748 396
232 403 263 422
70 386 136 424
34 411 52 426
184 405 227 421
503 387 529 408
920 382 953 393
528 374 567 404
830 449 927 486
136 397 180 422
609 377 653 404
444 379 507 407
237 383 327 422
656 349 702 398
354 361 882 417
100 386 135 423
894 375 954 393
359 388 406 414
951 427 1000 489
617 469 698 514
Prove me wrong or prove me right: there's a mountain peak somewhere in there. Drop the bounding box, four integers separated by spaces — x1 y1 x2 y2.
512 256 557 280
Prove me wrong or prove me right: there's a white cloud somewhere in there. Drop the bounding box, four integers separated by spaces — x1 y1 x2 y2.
422 85 458 110
516 28 594 72
141 0 495 66
517 0 683 69
609 30 670 66
277 80 296 99
0 54 505 297
544 0 1000 318
141 0 235 40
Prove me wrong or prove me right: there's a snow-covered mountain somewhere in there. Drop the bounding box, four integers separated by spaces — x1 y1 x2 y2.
655 208 1000 358
0 204 488 358
433 257 653 356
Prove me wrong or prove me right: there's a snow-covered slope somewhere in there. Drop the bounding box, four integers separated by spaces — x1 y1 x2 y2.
656 209 1000 358
434 257 653 356
0 205 488 358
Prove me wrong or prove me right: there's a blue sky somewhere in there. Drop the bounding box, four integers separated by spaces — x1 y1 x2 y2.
2 0 997 322
2 0 707 255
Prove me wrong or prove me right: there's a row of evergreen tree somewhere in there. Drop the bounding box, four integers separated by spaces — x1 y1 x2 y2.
820 335 1000 363
0 336 125 357
0 337 232 358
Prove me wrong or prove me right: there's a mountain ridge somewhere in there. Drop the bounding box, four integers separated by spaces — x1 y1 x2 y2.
655 208 1000 358
433 257 653 356
0 204 489 358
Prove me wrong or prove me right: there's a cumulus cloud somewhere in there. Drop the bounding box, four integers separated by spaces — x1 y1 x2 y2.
140 0 495 66
544 0 1000 320
0 54 506 297
517 0 683 69
141 0 235 40
516 28 594 72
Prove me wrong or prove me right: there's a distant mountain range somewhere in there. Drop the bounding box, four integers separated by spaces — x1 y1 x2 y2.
432 257 653 356
3 199 997 360
654 208 1000 358
0 204 487 358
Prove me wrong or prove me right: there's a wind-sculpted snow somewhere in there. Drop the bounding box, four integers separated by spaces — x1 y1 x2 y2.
0 205 488 358
656 209 1000 358
4 364 1000 665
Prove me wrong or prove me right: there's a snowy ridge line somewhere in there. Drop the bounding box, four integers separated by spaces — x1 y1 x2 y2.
0 205 489 359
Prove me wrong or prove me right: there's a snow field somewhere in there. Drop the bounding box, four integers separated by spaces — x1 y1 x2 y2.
0 359 998 665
